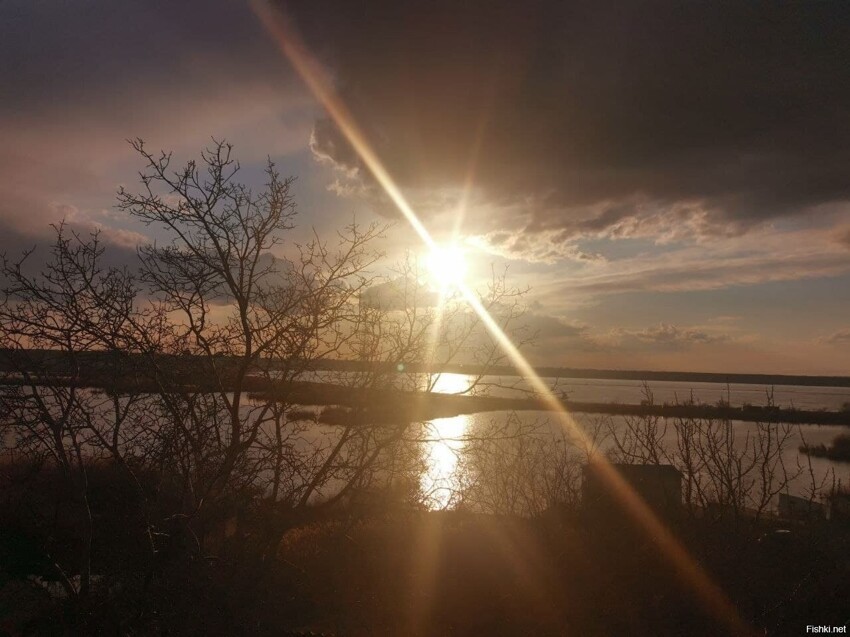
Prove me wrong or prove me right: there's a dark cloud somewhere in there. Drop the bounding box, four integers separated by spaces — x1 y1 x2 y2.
285 0 850 248
0 1 289 112
0 222 142 290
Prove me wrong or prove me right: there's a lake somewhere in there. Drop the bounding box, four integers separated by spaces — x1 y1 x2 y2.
417 373 850 509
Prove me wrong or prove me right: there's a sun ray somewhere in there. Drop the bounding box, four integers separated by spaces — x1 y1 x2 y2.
251 1 435 252
451 111 490 238
251 4 752 633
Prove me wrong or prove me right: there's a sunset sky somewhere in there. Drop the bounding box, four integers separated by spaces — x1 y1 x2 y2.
2 1 849 374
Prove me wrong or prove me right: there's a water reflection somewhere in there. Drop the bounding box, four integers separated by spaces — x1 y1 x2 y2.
421 373 471 509
296 371 848 506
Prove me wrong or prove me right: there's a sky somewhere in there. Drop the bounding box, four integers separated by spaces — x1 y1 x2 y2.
2 0 849 375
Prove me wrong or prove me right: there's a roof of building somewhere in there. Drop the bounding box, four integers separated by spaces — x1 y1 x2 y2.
583 463 683 478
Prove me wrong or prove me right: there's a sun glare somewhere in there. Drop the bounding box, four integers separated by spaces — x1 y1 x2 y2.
254 5 752 630
425 243 468 290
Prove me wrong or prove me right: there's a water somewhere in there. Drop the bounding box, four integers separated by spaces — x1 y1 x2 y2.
5 375 847 513
299 369 850 408
418 374 850 510
459 374 850 410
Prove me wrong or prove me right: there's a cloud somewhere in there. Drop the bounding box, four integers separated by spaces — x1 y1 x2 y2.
285 1 850 256
47 204 148 250
470 230 605 264
825 329 850 346
0 0 315 256
705 315 743 325
359 277 439 311
517 313 738 366
520 313 733 355
604 324 730 350
521 312 588 340
542 226 850 297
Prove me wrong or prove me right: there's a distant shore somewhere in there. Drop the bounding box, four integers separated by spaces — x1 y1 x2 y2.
3 349 850 388
302 357 850 387
2 349 849 426
259 382 850 427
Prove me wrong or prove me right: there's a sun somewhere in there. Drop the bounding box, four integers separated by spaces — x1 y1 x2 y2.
425 243 468 290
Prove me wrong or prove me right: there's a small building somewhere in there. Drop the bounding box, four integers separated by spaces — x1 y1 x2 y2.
828 490 850 522
582 463 683 517
778 493 825 520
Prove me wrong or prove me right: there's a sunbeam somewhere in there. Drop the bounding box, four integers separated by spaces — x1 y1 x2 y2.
251 3 753 633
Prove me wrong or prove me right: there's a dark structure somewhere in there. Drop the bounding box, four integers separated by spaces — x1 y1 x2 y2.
778 493 825 520
582 463 683 517
829 490 850 522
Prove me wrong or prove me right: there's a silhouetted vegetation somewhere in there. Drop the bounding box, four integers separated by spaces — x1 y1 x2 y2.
2 141 849 635
801 433 850 463
0 454 848 635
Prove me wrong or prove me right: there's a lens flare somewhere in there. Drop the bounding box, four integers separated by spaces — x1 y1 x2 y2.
251 3 752 633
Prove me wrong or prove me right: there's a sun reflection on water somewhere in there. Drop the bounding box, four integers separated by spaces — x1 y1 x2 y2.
421 373 471 509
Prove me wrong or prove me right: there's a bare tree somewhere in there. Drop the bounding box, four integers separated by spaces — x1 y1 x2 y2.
0 138 539 627
252 251 534 525
114 140 385 528
0 225 151 599
607 388 804 524
0 140 388 600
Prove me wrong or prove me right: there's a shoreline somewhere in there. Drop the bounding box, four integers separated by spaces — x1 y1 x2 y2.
3 349 849 388
2 365 848 427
